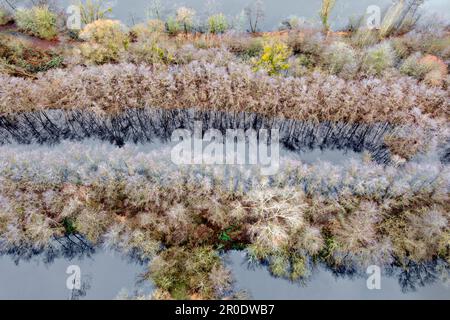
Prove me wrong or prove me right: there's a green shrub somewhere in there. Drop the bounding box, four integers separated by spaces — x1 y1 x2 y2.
192 38 209 49
62 217 77 235
290 254 309 280
350 28 379 48
422 35 450 60
15 6 58 40
0 6 12 26
208 13 228 34
253 39 292 76
79 19 129 64
413 54 448 86
361 42 396 76
0 34 63 76
127 38 174 65
80 19 128 45
400 52 429 79
288 54 316 77
269 253 290 278
176 7 196 34
296 54 315 69
243 38 264 58
149 246 226 299
321 41 358 78
166 16 181 35
224 36 263 58
391 37 415 60
287 31 324 57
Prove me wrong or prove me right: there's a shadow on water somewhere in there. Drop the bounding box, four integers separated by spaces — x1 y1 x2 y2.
0 236 153 300
2 108 449 164
0 242 449 299
226 251 450 300
0 109 394 163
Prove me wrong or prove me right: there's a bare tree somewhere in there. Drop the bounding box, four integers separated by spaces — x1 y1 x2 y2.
244 0 264 33
381 0 428 37
319 0 336 33
147 0 163 20
397 0 426 29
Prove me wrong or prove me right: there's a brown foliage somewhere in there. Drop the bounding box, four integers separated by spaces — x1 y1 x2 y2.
0 62 448 124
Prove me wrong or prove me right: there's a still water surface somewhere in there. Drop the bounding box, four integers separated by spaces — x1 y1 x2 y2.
9 0 450 30
0 248 448 300
0 248 152 300
227 252 450 300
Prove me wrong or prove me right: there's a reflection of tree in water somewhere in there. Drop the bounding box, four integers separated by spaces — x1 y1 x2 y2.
324 259 450 293
0 235 96 299
386 260 450 293
2 238 448 296
0 233 150 266
0 109 396 163
0 235 150 299
0 234 95 265
70 274 93 300
243 252 449 294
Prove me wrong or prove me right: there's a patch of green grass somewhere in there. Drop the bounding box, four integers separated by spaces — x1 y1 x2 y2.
0 35 64 76
62 217 77 235
319 235 338 261
170 283 189 300
219 227 233 242
15 6 58 40
19 54 64 73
